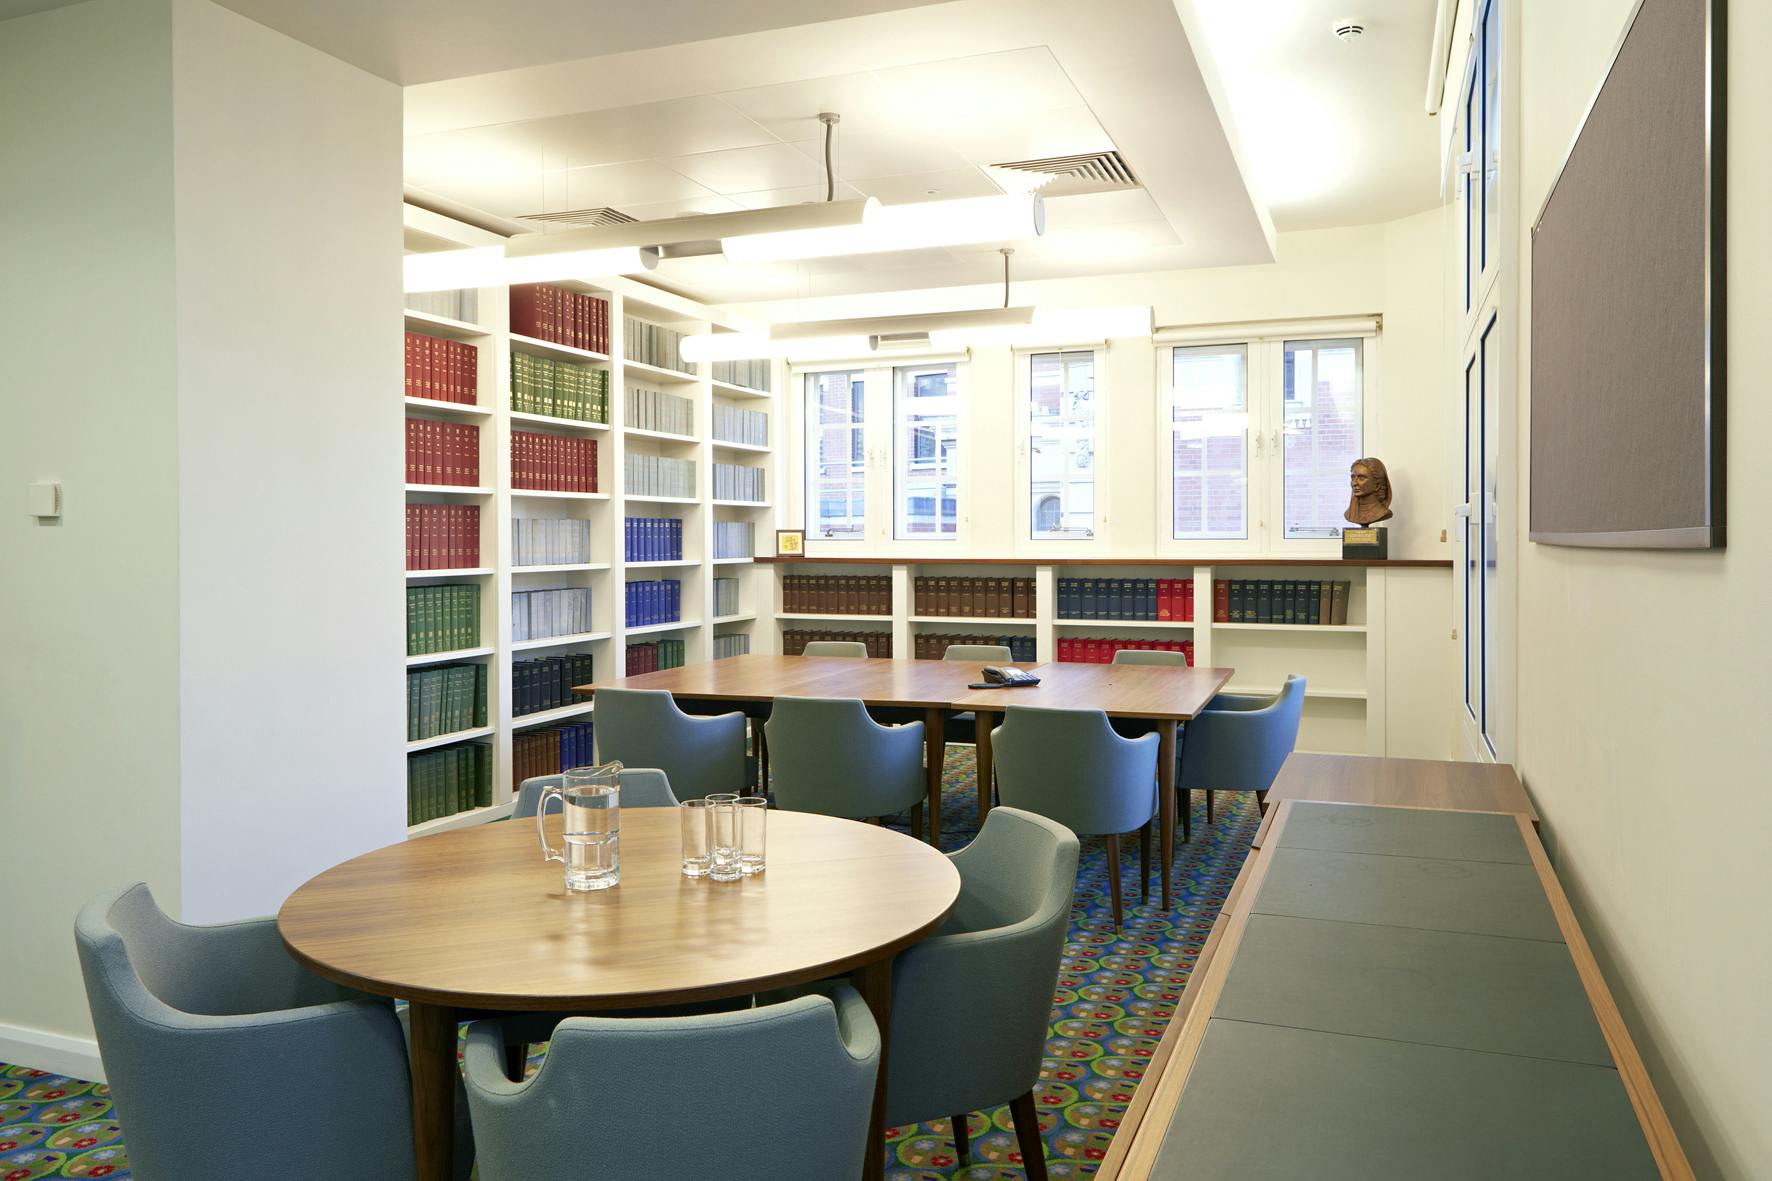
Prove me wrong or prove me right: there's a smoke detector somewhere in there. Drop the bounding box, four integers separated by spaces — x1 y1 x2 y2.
1332 21 1366 41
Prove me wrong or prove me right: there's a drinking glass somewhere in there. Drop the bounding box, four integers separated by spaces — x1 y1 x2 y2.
734 796 767 875
680 798 714 878
536 762 622 892
708 798 743 882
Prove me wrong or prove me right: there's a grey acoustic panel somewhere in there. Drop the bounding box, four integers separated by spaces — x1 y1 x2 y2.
1150 1020 1659 1180
1529 0 1724 547
1254 847 1563 942
1276 802 1531 864
1216 914 1613 1065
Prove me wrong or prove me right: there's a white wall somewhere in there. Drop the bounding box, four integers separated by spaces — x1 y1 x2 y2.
170 0 405 922
1511 1 1770 1175
0 0 403 1073
0 0 186 1075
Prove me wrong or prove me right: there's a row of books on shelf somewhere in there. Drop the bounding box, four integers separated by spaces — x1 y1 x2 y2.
712 463 764 502
513 588 593 642
782 575 891 616
713 633 751 660
782 629 892 658
407 663 489 741
407 504 480 570
404 331 478 406
714 522 755 560
913 634 1036 662
712 577 740 617
626 386 693 435
513 722 596 791
626 579 681 627
625 516 682 562
406 584 480 656
627 639 686 675
407 743 492 826
513 284 609 354
513 431 598 493
405 418 480 487
1058 638 1194 664
712 404 767 447
513 654 595 718
406 289 477 324
514 518 591 567
625 316 687 373
711 359 771 392
1057 578 1195 622
512 353 608 422
626 454 694 498
913 577 1035 619
1216 579 1351 625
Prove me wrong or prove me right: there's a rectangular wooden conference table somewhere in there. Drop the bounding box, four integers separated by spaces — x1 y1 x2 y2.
582 654 1233 909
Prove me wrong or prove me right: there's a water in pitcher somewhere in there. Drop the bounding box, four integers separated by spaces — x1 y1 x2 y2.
560 784 619 891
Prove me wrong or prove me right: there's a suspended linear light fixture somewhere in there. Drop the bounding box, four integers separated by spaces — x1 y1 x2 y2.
403 243 660 293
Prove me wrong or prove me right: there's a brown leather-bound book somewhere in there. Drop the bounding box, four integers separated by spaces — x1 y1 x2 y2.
1318 580 1333 624
929 576 944 617
842 576 857 616
1330 580 1349 625
958 578 974 618
991 577 1007 617
511 285 539 338
872 576 889 615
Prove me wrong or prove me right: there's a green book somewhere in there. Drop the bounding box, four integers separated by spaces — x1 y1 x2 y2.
1255 580 1272 624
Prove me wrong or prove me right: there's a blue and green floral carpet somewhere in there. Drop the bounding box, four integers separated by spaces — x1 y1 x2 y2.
0 747 1258 1180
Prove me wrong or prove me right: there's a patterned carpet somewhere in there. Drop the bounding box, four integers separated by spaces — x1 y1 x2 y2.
0 747 1258 1180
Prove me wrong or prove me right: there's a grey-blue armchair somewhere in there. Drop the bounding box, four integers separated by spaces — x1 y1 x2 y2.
461 990 880 1181
74 882 471 1180
512 767 678 818
593 687 747 799
765 696 927 838
991 705 1159 930
884 807 1078 1181
1179 674 1306 823
1110 647 1189 666
801 640 868 657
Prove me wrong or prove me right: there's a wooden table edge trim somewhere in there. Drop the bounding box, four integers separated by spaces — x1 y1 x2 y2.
1514 815 1695 1181
1092 842 1265 1180
1093 803 1291 1180
276 889 959 1012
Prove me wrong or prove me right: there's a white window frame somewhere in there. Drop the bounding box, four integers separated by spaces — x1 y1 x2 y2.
785 352 971 556
892 361 965 542
1154 319 1379 557
1012 345 1111 556
801 369 868 543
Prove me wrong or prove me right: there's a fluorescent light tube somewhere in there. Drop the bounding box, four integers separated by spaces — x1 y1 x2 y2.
927 306 1153 348
722 194 1045 263
403 244 657 293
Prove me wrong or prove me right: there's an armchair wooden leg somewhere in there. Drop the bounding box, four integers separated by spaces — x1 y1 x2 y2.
910 801 924 842
1105 834 1123 933
1206 787 1215 825
952 1112 971 1165
1008 1090 1048 1181
1254 788 1266 815
503 1040 527 1081
1139 822 1151 903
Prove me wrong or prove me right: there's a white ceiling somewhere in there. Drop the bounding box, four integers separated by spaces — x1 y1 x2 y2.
402 0 1278 304
1174 0 1443 231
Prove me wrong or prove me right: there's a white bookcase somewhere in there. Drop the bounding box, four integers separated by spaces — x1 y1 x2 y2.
402 214 779 835
765 558 1440 757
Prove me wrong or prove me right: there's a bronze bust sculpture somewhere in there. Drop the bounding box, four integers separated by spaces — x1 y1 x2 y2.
1344 457 1394 526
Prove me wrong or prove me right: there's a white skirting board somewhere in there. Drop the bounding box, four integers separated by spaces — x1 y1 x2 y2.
0 1021 104 1083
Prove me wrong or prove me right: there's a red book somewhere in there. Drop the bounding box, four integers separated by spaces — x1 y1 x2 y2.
511 285 539 338
568 292 584 351
404 504 415 569
1182 579 1194 622
596 296 608 354
404 418 417 484
540 286 560 343
460 341 477 405
1157 579 1172 621
403 333 416 399
1213 579 1230 623
444 340 459 403
423 334 437 401
465 423 479 486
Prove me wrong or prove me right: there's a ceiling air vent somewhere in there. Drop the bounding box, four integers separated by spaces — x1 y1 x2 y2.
989 150 1140 197
516 207 638 227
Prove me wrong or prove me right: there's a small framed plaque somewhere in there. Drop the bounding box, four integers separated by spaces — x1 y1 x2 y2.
1341 527 1389 559
775 529 806 557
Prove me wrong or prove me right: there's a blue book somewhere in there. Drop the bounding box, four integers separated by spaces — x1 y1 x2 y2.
1105 579 1123 620
1081 579 1098 619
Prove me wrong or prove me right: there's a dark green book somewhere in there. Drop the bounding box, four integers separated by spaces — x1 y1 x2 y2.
1256 580 1273 624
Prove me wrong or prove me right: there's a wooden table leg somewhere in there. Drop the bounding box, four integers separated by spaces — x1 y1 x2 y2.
853 956 894 1181
1156 720 1177 910
974 709 997 830
407 1000 457 1181
923 708 945 848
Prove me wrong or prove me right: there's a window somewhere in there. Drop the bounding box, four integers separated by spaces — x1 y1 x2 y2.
805 370 865 540
1282 339 1364 539
1170 345 1249 540
1028 350 1095 539
894 362 960 539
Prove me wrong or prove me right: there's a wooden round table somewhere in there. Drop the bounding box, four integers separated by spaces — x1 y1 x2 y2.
278 809 960 1181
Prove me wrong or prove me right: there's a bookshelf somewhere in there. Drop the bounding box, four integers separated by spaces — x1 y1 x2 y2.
402 211 780 833
761 557 1446 756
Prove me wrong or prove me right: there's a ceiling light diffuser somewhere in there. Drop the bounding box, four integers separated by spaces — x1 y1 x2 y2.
403 244 658 293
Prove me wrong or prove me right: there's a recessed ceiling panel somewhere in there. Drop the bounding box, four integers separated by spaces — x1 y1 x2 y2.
664 141 827 194
791 128 973 181
941 105 1117 167
558 160 719 209
715 72 904 141
871 46 1084 132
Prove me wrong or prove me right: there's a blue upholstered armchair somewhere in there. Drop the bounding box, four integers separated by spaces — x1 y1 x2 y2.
1179 674 1306 823
765 696 927 836
592 687 747 799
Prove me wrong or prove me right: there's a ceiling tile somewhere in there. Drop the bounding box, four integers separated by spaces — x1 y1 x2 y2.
870 47 1084 136
788 128 971 180
942 105 1117 167
726 182 865 210
559 160 719 209
664 141 826 195
1040 188 1168 231
852 167 1003 205
507 96 780 171
714 72 902 142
